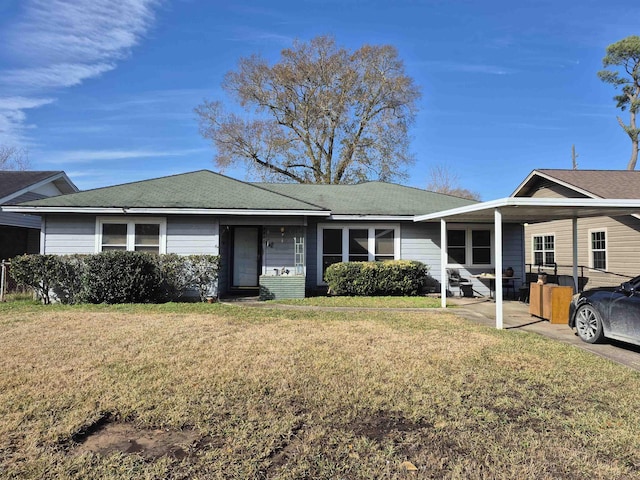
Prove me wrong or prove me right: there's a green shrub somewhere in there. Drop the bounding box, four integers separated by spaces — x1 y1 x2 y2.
157 254 220 301
157 254 190 301
324 260 428 296
11 252 222 304
83 251 163 304
10 254 62 304
53 255 88 304
183 255 220 301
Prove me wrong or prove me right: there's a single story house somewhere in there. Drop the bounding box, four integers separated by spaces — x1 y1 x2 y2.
0 170 78 261
5 168 640 329
513 169 640 288
1 169 516 297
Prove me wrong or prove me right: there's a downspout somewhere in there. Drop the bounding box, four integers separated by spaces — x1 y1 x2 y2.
40 215 46 254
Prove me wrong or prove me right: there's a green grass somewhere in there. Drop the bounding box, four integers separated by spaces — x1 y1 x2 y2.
1 302 640 479
269 295 443 308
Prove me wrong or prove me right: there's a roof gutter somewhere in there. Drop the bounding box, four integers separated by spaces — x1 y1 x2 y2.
329 215 416 221
0 206 332 216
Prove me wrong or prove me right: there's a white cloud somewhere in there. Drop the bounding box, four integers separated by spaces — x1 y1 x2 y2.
44 148 206 164
3 63 116 90
418 60 517 75
0 0 160 144
5 0 158 65
0 96 56 144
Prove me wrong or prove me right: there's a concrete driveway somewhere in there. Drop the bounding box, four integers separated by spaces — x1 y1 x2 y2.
450 297 640 372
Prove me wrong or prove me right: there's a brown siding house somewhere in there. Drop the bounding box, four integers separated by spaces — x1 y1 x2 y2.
513 169 640 288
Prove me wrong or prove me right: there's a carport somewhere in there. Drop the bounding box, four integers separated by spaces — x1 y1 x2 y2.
414 197 640 329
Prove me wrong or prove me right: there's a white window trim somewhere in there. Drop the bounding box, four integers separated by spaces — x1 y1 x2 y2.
446 226 494 268
95 216 167 253
531 232 555 266
588 228 607 270
316 223 400 285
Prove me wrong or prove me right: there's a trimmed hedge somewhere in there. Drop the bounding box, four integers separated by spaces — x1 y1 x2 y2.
324 260 429 296
83 251 163 304
11 252 220 304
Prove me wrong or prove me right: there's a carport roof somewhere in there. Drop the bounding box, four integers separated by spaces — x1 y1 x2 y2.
414 197 640 223
418 196 640 331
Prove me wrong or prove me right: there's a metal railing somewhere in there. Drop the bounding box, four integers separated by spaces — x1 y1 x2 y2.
525 263 633 291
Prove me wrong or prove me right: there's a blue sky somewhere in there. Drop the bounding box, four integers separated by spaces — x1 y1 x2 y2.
0 0 638 199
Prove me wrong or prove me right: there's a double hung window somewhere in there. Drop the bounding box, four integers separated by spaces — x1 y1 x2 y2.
97 217 166 254
318 224 399 282
590 230 607 270
532 234 555 266
446 228 492 266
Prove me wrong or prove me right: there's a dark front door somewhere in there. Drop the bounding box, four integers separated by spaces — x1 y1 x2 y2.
232 227 260 288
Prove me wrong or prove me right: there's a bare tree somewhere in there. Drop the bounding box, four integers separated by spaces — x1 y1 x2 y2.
598 35 640 170
426 164 480 200
0 146 30 170
196 35 421 184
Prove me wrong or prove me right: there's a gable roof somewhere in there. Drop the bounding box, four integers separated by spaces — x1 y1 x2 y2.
4 169 476 217
255 182 476 216
0 170 77 204
513 169 640 199
9 170 328 214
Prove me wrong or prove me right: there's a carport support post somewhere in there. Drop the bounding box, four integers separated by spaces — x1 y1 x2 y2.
441 218 447 309
572 217 579 293
495 208 503 329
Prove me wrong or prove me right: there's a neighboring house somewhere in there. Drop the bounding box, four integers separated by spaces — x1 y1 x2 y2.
513 169 640 287
2 170 493 297
0 171 78 261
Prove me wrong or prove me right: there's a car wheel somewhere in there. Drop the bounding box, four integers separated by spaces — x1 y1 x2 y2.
575 304 605 344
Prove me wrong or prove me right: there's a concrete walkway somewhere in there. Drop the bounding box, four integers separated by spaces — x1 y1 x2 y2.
221 295 640 372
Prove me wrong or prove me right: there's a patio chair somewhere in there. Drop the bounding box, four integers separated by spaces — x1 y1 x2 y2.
503 277 517 299
447 268 474 297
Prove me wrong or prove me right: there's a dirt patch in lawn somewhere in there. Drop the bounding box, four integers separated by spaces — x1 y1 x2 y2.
73 415 214 460
349 410 429 442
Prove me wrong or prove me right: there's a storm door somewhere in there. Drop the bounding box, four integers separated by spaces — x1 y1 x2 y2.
232 227 260 288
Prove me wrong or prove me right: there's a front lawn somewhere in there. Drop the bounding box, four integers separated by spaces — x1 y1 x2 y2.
1 303 640 479
269 295 442 308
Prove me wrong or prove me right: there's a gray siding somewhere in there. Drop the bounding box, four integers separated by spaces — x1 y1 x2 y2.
166 216 219 255
262 227 306 275
400 222 441 278
502 223 524 279
305 218 319 289
43 215 220 256
218 227 230 295
0 211 41 229
401 222 524 297
44 215 95 254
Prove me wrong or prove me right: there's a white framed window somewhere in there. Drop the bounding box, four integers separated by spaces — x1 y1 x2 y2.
532 234 555 266
446 227 493 267
589 229 607 270
96 217 167 254
317 224 400 284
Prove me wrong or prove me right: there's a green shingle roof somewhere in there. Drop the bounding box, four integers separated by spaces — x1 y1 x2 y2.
16 170 476 214
19 170 326 211
254 182 476 215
